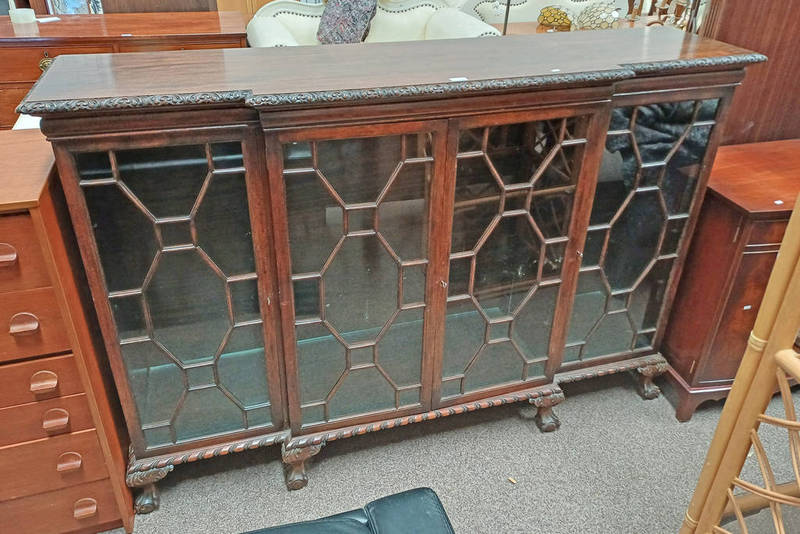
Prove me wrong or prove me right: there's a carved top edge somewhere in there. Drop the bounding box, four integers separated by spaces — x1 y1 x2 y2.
18 70 633 115
17 90 253 115
245 69 632 107
18 53 766 115
622 53 767 74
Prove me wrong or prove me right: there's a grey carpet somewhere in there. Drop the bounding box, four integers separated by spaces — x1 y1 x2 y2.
107 374 800 533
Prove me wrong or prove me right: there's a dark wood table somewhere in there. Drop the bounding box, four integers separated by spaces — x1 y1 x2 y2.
0 11 247 128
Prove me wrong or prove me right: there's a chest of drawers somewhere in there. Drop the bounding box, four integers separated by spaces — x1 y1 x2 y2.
0 129 133 533
663 139 800 421
0 11 247 128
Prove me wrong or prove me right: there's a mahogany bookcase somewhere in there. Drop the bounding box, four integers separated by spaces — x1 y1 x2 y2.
19 27 763 512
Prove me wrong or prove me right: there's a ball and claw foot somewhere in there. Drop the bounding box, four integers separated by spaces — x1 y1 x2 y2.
637 374 661 400
126 463 173 515
534 406 561 432
633 362 669 400
529 389 565 433
281 443 323 491
134 483 160 514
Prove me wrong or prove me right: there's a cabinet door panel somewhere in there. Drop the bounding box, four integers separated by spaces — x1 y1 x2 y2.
565 99 719 365
697 249 779 385
69 134 279 451
441 116 588 402
279 127 437 429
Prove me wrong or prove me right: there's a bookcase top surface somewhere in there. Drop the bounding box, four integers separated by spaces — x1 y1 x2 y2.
19 26 762 115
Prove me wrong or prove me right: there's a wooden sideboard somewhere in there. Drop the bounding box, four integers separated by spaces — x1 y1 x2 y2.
663 139 800 421
0 11 247 129
19 27 763 512
0 129 133 533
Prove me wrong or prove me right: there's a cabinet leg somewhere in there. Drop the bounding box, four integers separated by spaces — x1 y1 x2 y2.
529 389 565 433
632 361 669 400
281 443 323 491
126 465 173 514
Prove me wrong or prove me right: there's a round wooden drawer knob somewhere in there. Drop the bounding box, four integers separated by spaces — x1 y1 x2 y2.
57 451 83 473
9 312 40 336
42 408 70 433
29 370 58 394
0 243 18 268
73 497 97 520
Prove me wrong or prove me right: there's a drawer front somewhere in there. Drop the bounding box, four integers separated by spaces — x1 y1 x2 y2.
0 46 114 83
0 393 94 447
0 479 120 534
0 85 32 129
117 41 241 52
748 219 788 246
0 429 108 501
0 213 51 294
0 287 70 363
0 353 83 409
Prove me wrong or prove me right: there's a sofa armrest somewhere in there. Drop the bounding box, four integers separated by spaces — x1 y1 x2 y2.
363 488 456 534
424 8 501 40
247 16 300 47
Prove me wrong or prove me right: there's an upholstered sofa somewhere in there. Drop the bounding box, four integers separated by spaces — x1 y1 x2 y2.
245 488 456 534
246 0 500 48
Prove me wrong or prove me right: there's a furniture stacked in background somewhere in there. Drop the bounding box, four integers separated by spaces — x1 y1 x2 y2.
663 139 800 421
249 488 455 533
19 26 762 513
0 11 246 129
246 0 498 48
0 129 133 532
699 0 800 145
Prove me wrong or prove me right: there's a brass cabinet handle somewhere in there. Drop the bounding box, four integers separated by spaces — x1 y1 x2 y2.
29 370 58 394
9 312 40 335
73 497 97 520
39 51 54 72
0 243 17 267
42 408 70 433
57 451 83 472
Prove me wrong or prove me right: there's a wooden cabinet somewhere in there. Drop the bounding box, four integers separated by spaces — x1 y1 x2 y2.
21 27 763 512
0 12 247 129
0 130 134 533
663 139 800 421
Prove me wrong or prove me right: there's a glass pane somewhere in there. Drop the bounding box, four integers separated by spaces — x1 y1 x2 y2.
195 171 256 275
443 117 586 396
146 249 229 365
284 132 431 425
76 143 272 450
116 145 208 218
566 99 718 365
122 340 184 427
82 184 158 293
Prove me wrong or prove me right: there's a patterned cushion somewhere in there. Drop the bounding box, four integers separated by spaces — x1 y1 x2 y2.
317 0 378 44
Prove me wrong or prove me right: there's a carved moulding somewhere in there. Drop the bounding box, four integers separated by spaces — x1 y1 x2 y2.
284 384 565 451
126 432 289 513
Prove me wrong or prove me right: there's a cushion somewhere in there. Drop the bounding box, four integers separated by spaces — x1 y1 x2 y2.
273 12 323 46
364 2 440 43
425 7 501 39
246 16 301 48
317 0 378 44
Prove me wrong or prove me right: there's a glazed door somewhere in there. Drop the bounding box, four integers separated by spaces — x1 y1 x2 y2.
435 107 603 407
269 121 446 434
564 96 723 368
59 127 285 455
